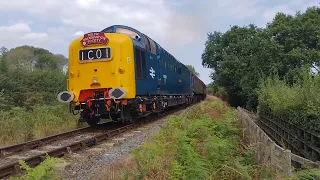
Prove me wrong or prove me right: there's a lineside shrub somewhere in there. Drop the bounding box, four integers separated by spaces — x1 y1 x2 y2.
10 154 63 180
258 69 320 134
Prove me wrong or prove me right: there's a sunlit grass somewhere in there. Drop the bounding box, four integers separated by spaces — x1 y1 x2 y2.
0 104 82 147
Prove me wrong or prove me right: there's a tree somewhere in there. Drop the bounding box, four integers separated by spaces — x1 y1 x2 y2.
0 45 68 108
201 6 320 110
0 46 8 73
186 65 199 76
4 46 35 71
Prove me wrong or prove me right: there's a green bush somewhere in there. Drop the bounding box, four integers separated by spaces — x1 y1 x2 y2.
293 168 320 180
10 154 62 180
215 86 229 101
0 45 79 147
258 69 320 134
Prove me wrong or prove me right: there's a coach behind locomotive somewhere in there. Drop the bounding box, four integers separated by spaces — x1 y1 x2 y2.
57 25 206 125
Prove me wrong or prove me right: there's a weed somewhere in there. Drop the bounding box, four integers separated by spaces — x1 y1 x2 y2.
10 154 62 180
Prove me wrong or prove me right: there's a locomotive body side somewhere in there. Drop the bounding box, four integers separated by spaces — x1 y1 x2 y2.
157 48 191 95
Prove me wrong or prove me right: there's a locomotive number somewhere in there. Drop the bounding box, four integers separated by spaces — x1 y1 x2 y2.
79 47 111 61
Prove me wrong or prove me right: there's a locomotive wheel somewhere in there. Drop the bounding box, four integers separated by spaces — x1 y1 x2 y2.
129 118 137 124
86 116 100 126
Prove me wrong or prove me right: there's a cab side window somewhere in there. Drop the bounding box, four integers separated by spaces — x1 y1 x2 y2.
146 37 157 54
116 28 140 40
135 48 146 79
101 27 113 33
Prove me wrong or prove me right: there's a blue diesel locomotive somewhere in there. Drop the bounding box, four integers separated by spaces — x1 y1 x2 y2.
57 25 207 125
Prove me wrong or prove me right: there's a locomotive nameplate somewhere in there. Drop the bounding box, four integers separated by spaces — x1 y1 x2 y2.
79 47 111 61
80 32 108 47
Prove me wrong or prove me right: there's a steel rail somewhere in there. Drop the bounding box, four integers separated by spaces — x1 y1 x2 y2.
0 124 135 179
0 127 92 158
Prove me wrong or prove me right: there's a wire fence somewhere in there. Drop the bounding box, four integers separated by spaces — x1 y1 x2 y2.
258 108 320 163
237 107 320 178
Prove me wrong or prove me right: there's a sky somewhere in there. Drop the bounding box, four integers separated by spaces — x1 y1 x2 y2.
0 0 319 84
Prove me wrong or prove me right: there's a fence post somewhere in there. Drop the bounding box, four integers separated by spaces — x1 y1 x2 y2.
257 128 262 163
283 150 293 177
270 141 275 167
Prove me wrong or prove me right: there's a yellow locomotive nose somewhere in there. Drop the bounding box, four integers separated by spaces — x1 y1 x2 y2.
118 67 125 74
66 32 136 103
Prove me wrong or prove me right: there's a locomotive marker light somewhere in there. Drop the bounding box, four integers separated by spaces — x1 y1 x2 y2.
57 91 75 103
92 77 98 83
108 87 126 99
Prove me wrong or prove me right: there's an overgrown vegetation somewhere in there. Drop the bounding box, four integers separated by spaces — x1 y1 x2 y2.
292 168 320 180
202 6 320 111
102 98 279 180
258 68 320 134
10 98 320 179
202 5 320 135
10 154 63 180
0 45 81 147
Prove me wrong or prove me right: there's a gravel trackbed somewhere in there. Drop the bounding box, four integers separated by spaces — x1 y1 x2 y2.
57 116 171 180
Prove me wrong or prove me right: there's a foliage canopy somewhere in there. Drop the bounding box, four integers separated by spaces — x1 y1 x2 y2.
202 6 320 110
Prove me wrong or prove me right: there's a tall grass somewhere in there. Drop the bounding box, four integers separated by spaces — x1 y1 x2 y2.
0 104 82 147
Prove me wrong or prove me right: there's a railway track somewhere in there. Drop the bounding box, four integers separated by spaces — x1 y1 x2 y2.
0 123 133 179
0 104 188 179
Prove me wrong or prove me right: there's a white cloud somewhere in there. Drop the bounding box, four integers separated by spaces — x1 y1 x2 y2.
213 0 265 20
22 32 48 39
0 0 264 49
261 0 319 26
262 4 295 23
76 0 101 8
0 23 31 33
0 23 50 49
73 31 84 36
0 0 319 84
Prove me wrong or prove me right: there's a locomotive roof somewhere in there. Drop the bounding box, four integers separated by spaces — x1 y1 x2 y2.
101 25 201 80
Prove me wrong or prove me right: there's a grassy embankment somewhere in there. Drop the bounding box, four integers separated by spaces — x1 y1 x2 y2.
97 96 277 180
0 105 82 147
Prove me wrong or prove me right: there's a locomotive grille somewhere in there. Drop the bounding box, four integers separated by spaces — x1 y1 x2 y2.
94 91 104 99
